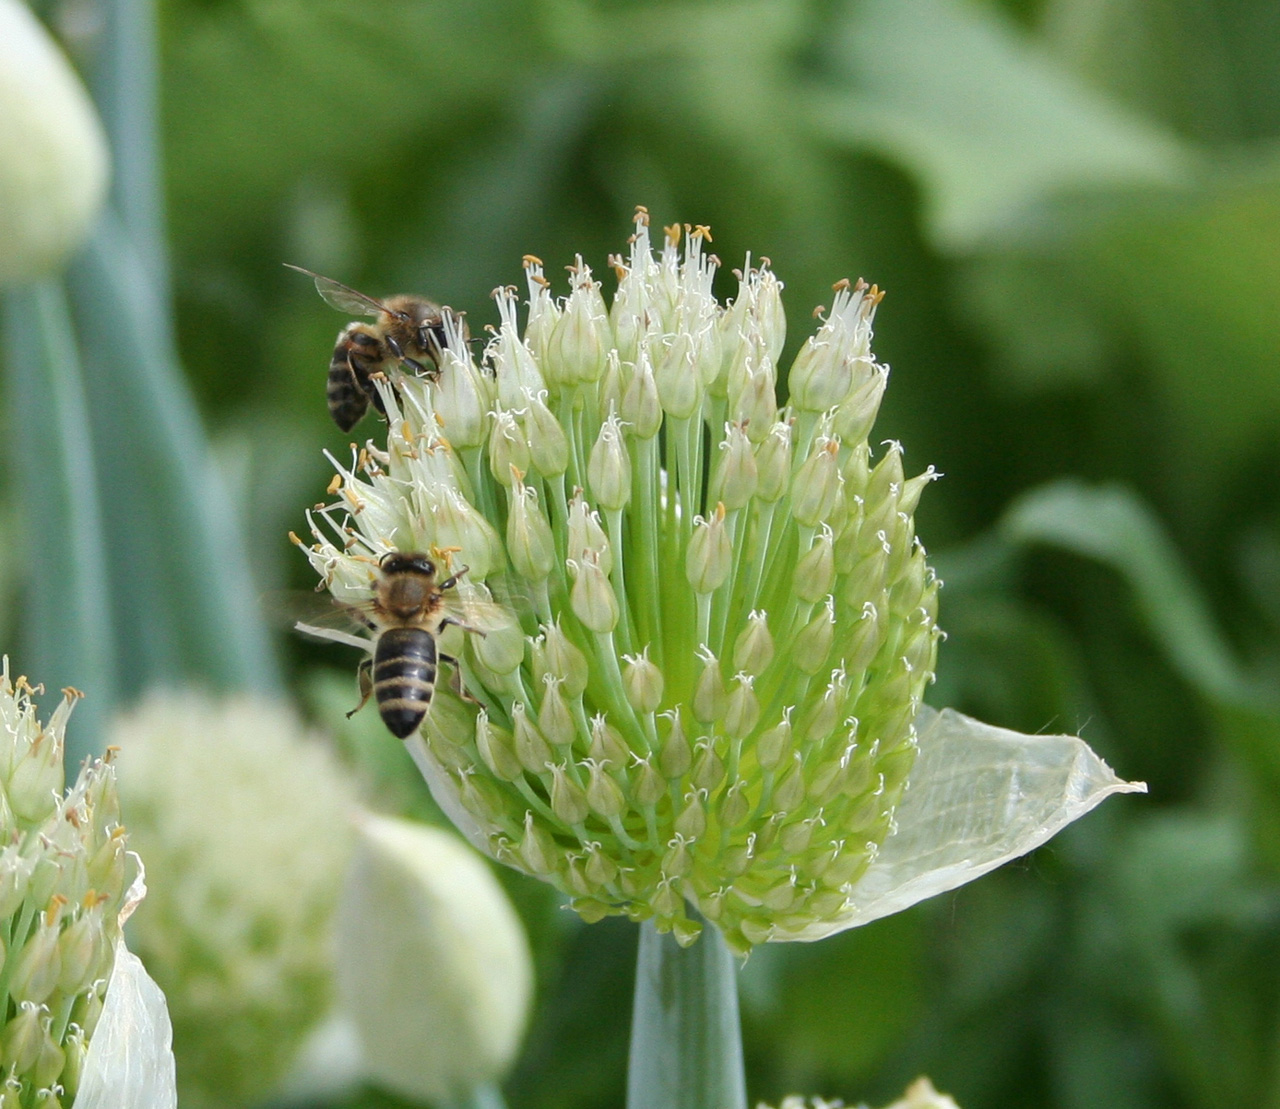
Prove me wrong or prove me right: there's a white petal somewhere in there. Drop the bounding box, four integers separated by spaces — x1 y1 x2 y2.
73 938 177 1109
777 705 1146 940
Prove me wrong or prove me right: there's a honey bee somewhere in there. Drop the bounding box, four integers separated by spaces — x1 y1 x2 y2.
296 552 496 739
285 264 469 432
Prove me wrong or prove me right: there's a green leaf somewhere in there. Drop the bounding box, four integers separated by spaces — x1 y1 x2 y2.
813 0 1191 250
2 279 116 764
66 214 279 696
1001 480 1244 701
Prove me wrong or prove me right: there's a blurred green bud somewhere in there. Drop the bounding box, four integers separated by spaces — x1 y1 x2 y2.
623 649 664 714
0 0 108 286
686 504 732 593
336 815 531 1104
588 412 632 512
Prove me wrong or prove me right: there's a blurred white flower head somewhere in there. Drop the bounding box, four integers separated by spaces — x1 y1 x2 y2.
111 690 358 1109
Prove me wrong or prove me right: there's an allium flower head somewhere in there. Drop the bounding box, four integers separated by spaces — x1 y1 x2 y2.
296 210 1134 954
111 692 357 1109
0 659 174 1107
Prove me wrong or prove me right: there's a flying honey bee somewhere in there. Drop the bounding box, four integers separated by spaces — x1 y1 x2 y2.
285 264 469 432
296 552 500 739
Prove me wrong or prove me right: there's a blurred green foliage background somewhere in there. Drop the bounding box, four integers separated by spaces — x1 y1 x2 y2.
6 0 1280 1106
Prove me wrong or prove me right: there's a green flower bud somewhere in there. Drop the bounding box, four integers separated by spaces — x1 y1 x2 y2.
793 529 835 603
569 553 619 633
795 598 836 675
709 423 758 511
621 351 663 440
476 712 523 782
659 711 693 779
791 439 843 528
834 362 889 446
585 760 627 820
540 620 590 698
550 260 609 385
588 412 632 511
523 390 570 477
687 505 732 594
754 422 793 503
693 651 727 725
756 713 793 772
567 494 612 575
654 331 701 419
507 479 556 582
539 676 576 747
724 676 760 740
488 409 531 487
491 287 547 408
732 611 774 677
548 763 590 826
623 649 664 714
511 703 552 774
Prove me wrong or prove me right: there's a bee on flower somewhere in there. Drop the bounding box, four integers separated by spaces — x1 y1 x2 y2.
295 208 1141 955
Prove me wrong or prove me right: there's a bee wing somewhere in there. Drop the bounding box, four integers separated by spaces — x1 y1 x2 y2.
263 589 377 650
443 582 525 634
284 264 391 319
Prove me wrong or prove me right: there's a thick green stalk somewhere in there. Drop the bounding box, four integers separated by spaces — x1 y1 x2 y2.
2 282 116 764
626 915 747 1109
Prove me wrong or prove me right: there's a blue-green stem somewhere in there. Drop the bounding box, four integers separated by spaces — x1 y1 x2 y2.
2 282 116 765
626 912 747 1109
440 1082 509 1109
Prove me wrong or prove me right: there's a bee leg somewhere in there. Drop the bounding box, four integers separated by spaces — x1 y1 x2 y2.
438 653 481 703
347 658 374 719
437 565 471 591
441 616 486 638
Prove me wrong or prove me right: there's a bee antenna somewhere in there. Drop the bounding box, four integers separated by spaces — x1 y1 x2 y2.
439 565 470 590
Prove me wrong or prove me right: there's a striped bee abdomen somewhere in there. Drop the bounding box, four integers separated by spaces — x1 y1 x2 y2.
372 626 438 739
328 326 385 431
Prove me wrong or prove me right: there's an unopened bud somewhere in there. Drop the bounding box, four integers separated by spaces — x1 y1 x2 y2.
622 650 664 714
691 650 727 724
538 677 576 747
724 676 760 739
793 530 835 602
754 423 792 503
473 607 525 675
791 439 843 528
732 611 774 676
588 412 632 512
476 712 523 782
488 409 531 487
585 760 627 819
512 703 552 774
659 712 692 779
654 332 701 419
757 715 793 771
795 599 836 674
569 554 619 634
507 480 556 582
550 262 609 384
833 363 889 444
434 351 487 449
621 352 663 439
541 620 590 698
567 495 612 575
523 390 570 477
710 423 758 511
686 505 731 594
548 763 590 826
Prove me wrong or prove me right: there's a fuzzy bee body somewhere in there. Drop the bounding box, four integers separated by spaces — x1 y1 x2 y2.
286 264 468 432
370 624 439 739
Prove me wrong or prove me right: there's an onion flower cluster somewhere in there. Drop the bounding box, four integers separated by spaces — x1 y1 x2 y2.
295 210 944 954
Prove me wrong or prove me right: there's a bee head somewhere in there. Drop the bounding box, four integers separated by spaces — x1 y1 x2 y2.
380 551 436 578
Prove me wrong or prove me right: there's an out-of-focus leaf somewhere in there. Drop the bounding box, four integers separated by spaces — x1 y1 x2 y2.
812 0 1191 250
67 214 279 696
2 280 115 762
1001 480 1244 700
1001 480 1280 866
1044 0 1280 144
